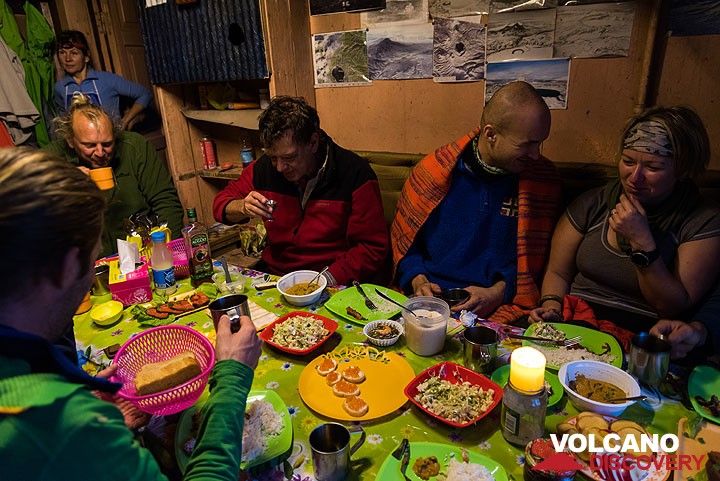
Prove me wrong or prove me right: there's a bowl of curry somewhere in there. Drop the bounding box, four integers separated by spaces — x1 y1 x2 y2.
558 360 641 417
277 270 327 306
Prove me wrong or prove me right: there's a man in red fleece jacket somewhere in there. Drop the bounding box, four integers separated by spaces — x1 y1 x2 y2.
213 96 389 286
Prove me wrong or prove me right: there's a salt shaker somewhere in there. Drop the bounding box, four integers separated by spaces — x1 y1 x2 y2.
265 199 277 221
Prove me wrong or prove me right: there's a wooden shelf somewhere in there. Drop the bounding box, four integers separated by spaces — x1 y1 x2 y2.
198 167 243 180
182 109 262 130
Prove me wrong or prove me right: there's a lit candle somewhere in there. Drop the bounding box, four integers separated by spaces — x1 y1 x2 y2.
510 346 546 392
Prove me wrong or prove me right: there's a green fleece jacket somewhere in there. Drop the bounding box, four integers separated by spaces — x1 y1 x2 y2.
46 132 184 256
0 356 254 481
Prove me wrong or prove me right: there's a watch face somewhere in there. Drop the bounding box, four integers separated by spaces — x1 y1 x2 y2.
630 251 650 267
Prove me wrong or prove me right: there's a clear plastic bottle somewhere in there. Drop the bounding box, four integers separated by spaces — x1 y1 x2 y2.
151 231 177 295
182 207 213 287
240 138 254 167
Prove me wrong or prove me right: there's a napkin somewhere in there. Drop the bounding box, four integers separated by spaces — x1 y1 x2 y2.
117 239 140 275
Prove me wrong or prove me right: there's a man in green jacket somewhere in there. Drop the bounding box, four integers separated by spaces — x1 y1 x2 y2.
46 93 184 256
0 147 262 480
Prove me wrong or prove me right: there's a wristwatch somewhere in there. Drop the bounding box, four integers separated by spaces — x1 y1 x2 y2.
629 249 660 268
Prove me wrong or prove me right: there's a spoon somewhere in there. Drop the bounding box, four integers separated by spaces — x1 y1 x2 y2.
309 266 329 286
373 288 419 320
606 394 647 403
221 256 232 284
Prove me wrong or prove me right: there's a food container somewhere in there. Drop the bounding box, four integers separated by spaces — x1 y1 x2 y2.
402 296 449 356
90 300 124 326
363 320 404 347
211 272 245 294
558 360 641 417
276 270 327 307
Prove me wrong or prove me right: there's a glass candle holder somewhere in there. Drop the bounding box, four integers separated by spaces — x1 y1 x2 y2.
501 380 548 446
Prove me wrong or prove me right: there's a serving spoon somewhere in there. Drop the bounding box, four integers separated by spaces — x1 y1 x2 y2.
606 394 648 403
308 266 329 286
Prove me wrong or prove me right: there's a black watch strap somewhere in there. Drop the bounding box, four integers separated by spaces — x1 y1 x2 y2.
630 249 660 268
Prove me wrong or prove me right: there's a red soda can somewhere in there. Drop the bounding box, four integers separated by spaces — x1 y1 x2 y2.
200 137 217 169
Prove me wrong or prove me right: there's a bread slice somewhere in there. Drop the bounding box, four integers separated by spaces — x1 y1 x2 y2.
332 379 361 397
326 371 342 386
341 365 366 383
134 351 201 395
343 396 369 417
316 357 338 376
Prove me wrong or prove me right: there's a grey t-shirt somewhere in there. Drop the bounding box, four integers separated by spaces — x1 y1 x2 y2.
566 187 720 324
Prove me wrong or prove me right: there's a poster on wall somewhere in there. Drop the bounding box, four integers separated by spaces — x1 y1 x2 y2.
486 10 555 62
368 23 434 79
485 58 570 109
669 0 720 36
489 0 557 13
310 0 386 15
554 2 636 58
433 16 487 82
363 0 429 26
429 0 490 17
312 30 371 87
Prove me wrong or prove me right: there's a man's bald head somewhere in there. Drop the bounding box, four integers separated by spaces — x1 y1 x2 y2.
481 81 550 134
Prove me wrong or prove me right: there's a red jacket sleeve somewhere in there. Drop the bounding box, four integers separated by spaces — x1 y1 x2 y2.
212 163 256 224
328 179 390 285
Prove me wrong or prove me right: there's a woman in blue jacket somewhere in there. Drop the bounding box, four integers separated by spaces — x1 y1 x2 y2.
54 30 151 130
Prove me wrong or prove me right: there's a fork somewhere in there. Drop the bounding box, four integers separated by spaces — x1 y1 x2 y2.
353 280 377 310
509 334 581 347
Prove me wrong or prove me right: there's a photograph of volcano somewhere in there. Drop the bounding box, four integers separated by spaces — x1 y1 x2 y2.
368 23 434 79
429 0 489 17
364 0 429 25
313 30 370 86
554 2 635 58
486 58 570 109
486 10 555 62
490 0 557 13
433 17 486 81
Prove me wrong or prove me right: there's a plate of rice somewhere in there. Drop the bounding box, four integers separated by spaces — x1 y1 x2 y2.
523 322 623 370
376 442 508 481
175 389 293 473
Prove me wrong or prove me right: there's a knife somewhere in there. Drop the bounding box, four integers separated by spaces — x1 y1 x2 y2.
353 280 377 310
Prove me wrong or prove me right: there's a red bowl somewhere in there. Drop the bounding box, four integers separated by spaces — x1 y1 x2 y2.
404 361 503 428
259 311 338 355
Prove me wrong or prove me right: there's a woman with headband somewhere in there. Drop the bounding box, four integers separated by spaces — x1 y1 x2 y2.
529 106 720 341
53 30 151 131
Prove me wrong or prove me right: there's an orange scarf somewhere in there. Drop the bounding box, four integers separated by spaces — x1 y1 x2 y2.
390 129 562 323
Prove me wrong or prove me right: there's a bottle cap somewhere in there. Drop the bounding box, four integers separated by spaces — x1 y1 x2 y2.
187 207 197 218
151 231 166 243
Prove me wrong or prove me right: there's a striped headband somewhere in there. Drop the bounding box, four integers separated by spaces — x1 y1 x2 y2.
623 120 673 157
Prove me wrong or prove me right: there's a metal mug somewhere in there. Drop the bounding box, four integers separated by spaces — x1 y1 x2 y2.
463 325 498 374
92 264 111 296
208 294 251 333
628 332 670 387
309 423 365 481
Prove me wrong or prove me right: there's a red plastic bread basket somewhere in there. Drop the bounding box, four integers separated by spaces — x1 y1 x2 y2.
112 325 215 416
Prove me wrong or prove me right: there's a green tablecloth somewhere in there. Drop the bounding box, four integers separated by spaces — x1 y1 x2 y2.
73 270 697 481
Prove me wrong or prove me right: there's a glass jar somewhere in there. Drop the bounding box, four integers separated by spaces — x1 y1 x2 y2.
501 381 547 446
402 296 449 356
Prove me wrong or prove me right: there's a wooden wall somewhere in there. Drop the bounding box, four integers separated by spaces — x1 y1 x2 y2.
309 2 720 170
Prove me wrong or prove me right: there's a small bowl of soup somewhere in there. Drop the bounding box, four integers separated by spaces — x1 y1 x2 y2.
277 270 327 307
558 360 641 416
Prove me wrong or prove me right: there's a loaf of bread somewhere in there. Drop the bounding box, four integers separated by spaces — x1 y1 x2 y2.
134 351 201 395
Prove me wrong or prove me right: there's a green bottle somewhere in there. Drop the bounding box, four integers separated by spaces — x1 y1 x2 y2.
182 208 213 287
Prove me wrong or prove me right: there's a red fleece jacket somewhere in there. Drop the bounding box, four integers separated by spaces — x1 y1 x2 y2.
213 137 389 285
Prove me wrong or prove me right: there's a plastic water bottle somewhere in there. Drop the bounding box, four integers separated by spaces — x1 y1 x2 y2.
151 231 177 295
240 139 254 167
